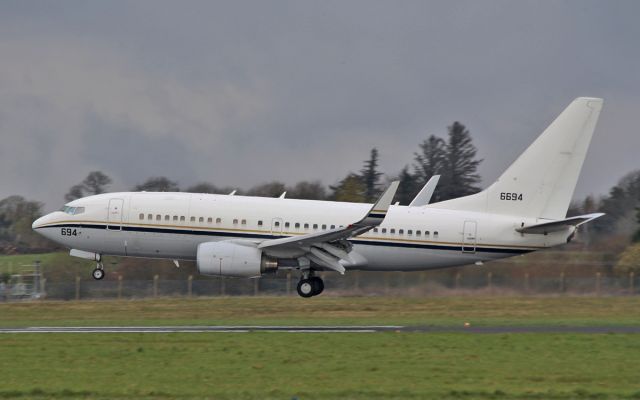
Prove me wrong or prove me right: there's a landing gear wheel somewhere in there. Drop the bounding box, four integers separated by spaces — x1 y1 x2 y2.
296 279 315 298
92 268 105 280
310 276 324 296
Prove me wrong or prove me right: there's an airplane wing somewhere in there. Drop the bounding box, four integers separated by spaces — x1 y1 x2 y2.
409 175 440 207
258 181 399 273
516 213 604 234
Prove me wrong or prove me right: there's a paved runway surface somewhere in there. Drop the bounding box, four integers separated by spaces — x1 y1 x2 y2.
1 325 640 334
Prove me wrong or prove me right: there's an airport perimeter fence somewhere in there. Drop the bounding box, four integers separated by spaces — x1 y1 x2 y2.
1 268 639 301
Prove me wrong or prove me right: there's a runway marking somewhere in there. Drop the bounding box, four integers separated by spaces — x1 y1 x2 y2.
1 325 639 334
0 326 401 334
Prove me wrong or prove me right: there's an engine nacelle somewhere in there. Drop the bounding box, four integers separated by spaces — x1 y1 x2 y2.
196 241 278 278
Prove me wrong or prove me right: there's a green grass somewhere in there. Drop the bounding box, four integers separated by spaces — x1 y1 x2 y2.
2 297 640 399
0 252 63 273
1 296 640 327
1 332 639 399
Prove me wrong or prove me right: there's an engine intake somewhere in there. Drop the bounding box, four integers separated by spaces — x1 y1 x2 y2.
196 241 278 278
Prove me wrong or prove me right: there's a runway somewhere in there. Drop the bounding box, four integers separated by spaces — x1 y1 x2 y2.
1 325 640 334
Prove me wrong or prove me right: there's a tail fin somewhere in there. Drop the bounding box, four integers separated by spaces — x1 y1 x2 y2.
431 97 603 220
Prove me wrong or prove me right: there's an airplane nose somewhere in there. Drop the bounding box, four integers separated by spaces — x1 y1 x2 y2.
32 215 48 230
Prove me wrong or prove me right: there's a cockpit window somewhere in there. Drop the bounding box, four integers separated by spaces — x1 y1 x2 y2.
61 206 85 215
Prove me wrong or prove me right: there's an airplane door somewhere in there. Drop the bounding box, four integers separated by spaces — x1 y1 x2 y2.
107 199 124 230
462 220 477 253
271 218 283 237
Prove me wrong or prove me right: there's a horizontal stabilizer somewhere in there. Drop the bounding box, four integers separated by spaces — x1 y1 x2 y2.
516 213 604 234
409 175 440 207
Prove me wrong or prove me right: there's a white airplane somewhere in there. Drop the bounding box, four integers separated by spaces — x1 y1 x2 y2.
33 97 604 297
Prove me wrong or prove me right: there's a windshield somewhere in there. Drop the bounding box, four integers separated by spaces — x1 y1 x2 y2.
60 206 86 215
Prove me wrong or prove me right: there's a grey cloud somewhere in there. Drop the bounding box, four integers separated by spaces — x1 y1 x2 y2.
0 0 639 210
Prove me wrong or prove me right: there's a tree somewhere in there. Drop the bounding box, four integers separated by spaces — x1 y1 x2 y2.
186 183 222 194
64 184 85 202
330 173 366 203
413 123 482 202
360 148 383 202
593 170 640 236
83 171 112 195
64 171 113 201
440 122 482 199
414 135 447 201
395 166 420 205
247 182 286 197
0 196 56 253
134 177 180 192
288 181 327 200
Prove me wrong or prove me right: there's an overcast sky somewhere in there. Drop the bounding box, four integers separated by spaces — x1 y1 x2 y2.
1 0 639 210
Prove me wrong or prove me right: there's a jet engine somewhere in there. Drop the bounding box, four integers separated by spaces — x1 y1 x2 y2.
196 241 278 278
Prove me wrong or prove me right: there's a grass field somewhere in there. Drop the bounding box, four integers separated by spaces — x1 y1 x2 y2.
1 296 640 327
1 297 640 399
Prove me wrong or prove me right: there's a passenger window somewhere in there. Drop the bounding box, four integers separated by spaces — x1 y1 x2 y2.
275 221 280 227
425 231 430 237
199 217 204 223
390 229 395 234
164 215 170 221
285 222 290 228
173 216 178 221
313 224 318 230
295 223 300 229
180 216 185 222
190 217 195 222
304 223 309 229
207 217 212 223
139 213 144 220
241 219 247 225
258 220 263 226
233 219 238 225
148 214 153 220
408 229 413 235
216 218 221 224
156 215 161 221
416 230 421 237
434 231 439 239
322 224 327 230
399 229 404 235
382 228 387 233
330 225 335 229
373 228 379 233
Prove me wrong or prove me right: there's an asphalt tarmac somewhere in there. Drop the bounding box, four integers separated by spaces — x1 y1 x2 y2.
1 325 639 334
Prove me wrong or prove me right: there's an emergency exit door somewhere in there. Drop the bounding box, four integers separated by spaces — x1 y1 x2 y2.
462 220 477 253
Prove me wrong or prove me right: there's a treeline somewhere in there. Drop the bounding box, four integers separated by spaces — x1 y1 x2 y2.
2 120 639 257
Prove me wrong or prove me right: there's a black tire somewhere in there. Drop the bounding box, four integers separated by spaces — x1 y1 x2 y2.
296 279 314 298
311 277 324 296
92 268 105 280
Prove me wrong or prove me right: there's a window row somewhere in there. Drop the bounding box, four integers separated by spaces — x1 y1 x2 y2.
136 213 438 238
372 227 438 238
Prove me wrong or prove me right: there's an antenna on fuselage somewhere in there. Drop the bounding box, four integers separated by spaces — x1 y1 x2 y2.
229 190 237 196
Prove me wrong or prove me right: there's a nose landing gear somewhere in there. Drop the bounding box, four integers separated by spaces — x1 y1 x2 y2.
92 262 105 280
296 273 324 298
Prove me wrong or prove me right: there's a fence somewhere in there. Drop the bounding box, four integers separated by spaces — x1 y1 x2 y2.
1 269 638 301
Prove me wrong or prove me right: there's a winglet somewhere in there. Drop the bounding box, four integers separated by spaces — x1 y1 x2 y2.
409 175 440 207
359 181 399 225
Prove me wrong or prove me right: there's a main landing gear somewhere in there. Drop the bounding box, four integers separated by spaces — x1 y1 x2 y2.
92 262 105 280
297 273 324 298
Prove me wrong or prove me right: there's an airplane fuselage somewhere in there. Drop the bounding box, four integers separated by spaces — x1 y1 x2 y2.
33 191 568 271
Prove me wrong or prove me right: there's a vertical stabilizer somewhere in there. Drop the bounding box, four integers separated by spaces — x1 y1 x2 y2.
431 97 603 220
